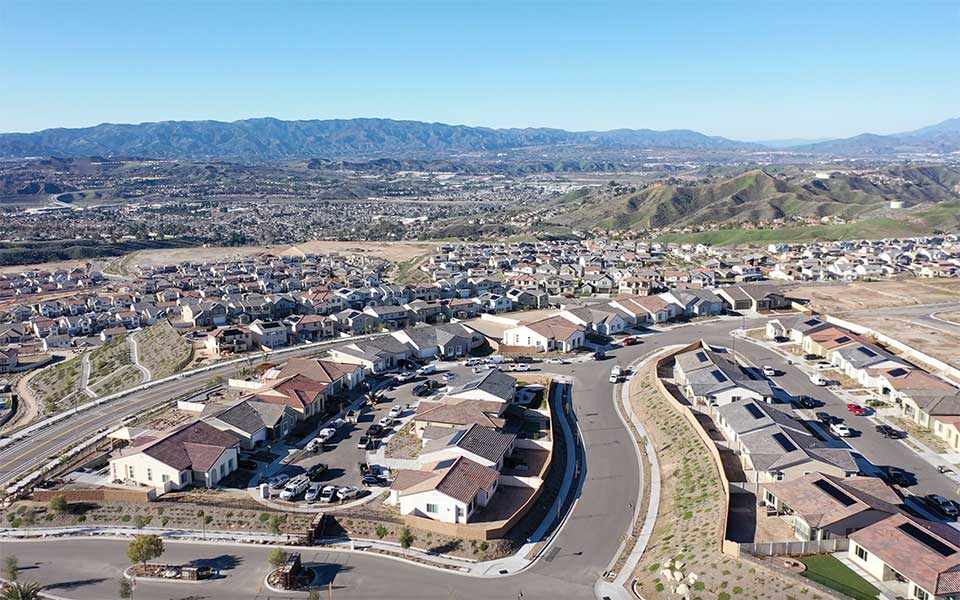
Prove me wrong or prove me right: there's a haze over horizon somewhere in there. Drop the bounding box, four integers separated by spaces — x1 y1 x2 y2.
1 0 958 140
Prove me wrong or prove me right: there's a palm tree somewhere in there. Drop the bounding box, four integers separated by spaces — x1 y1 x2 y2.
0 581 43 600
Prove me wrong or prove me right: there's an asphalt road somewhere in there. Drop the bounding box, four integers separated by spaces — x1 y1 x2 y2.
4 316 960 599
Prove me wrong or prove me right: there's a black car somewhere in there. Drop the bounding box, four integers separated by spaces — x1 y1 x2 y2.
804 354 820 361
773 336 790 343
367 423 384 438
876 424 904 439
593 350 606 360
882 467 911 487
306 463 328 481
238 459 258 470
796 395 818 409
361 475 388 487
815 411 835 424
412 383 432 397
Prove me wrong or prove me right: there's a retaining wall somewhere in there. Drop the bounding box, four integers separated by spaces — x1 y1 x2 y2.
33 487 155 503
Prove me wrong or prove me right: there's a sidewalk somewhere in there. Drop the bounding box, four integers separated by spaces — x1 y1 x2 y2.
833 552 902 600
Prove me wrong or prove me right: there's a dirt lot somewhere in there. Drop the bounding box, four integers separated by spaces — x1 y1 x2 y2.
116 240 440 272
790 278 960 312
841 314 960 370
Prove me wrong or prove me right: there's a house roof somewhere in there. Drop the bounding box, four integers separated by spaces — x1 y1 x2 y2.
392 456 499 504
127 420 240 472
518 315 585 341
249 373 327 410
421 423 516 464
447 369 516 403
850 512 960 595
762 473 901 529
414 397 506 429
277 358 357 384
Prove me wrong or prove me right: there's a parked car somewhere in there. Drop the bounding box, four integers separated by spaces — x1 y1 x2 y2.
396 371 415 383
388 405 404 418
442 372 457 382
317 427 337 442
804 354 820 361
809 373 828 386
378 416 395 428
511 363 531 372
815 362 833 370
773 336 790 343
305 482 324 502
238 459 258 470
608 373 620 384
829 422 852 437
882 467 912 487
762 365 776 377
306 463 328 481
357 435 373 450
416 365 436 376
815 411 835 424
306 437 323 452
515 356 534 364
362 475 388 487
462 358 483 367
412 382 433 397
846 403 867 416
796 395 818 409
876 424 903 439
593 351 606 360
623 336 638 346
337 486 360 501
367 424 384 438
268 473 290 489
544 358 567 365
279 475 310 500
926 494 960 518
486 355 508 364
319 485 338 504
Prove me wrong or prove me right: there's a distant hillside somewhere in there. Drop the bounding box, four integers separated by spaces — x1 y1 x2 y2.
551 165 960 230
0 117 759 162
797 118 960 155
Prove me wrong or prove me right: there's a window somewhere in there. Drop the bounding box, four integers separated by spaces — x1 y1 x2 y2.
127 465 135 479
855 545 868 562
425 503 438 514
162 474 170 483
146 468 153 481
914 587 929 600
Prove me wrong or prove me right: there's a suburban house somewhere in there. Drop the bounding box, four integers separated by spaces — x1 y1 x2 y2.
761 473 901 541
246 373 328 419
848 512 960 600
502 316 586 353
275 357 365 392
286 314 336 341
673 345 774 406
716 284 789 312
391 323 478 360
205 326 254 357
418 424 516 470
327 335 412 373
109 421 241 494
203 399 297 449
556 305 627 336
388 456 500 524
0 347 18 373
446 369 517 405
249 319 289 349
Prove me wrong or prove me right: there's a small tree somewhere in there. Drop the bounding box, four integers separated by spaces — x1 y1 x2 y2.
269 514 283 540
127 534 164 567
399 527 415 553
268 547 288 569
134 515 151 530
375 525 389 540
48 494 68 516
309 591 321 600
3 555 17 582
118 577 133 599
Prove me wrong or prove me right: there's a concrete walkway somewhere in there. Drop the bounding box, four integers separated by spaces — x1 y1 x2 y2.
128 333 152 382
79 352 97 398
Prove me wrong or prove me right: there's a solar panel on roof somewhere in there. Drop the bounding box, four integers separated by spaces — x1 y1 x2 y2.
711 370 728 383
860 348 877 357
836 336 850 344
772 432 797 453
898 522 957 557
812 479 856 506
890 368 908 377
745 403 765 419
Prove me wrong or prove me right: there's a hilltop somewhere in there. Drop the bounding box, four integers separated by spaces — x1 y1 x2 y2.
549 165 960 231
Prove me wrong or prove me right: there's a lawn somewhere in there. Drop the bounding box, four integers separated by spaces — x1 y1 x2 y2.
799 555 880 600
134 320 193 378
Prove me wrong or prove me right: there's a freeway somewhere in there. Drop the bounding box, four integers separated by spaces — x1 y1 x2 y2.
4 316 960 599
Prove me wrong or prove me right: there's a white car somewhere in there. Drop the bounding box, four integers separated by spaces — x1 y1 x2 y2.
762 365 776 377
416 365 436 376
486 355 508 364
337 486 360 501
609 373 620 384
305 438 322 452
319 485 338 503
442 372 457 381
810 373 828 386
462 358 483 367
829 422 852 437
279 475 310 500
317 427 337 442
378 416 395 428
388 405 403 418
511 363 530 372
544 358 566 365
396 371 415 382
304 482 324 502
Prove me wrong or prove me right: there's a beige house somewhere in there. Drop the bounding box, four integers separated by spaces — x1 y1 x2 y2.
502 316 585 352
109 421 240 495
388 456 499 524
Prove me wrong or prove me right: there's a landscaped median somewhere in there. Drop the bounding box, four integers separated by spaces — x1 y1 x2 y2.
627 344 839 600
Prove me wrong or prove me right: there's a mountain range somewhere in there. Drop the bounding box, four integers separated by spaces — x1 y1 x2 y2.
0 116 957 162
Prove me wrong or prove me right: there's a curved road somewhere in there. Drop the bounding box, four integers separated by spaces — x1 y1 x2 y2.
4 316 960 599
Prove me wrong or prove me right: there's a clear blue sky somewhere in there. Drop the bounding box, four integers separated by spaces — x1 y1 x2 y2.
1 0 957 140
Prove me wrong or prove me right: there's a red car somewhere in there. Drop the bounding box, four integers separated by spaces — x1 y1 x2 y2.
623 336 638 346
846 403 867 416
